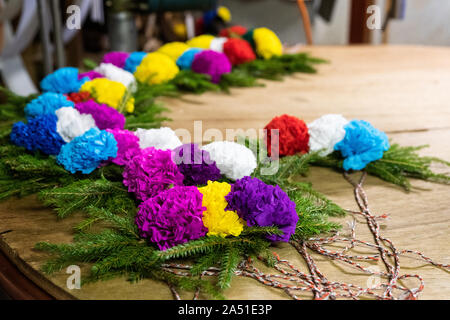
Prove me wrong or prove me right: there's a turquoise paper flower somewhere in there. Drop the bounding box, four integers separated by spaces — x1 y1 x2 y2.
57 128 118 174
40 67 88 94
334 120 390 171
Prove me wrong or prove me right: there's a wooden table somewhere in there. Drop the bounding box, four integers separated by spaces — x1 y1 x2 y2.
1 45 449 300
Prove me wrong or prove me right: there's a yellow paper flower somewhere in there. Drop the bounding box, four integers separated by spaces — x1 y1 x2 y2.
186 35 215 49
157 42 190 61
217 6 231 23
253 27 283 60
80 78 135 113
134 52 179 85
198 181 244 238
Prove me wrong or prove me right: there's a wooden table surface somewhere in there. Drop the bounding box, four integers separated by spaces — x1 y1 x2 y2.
1 45 449 300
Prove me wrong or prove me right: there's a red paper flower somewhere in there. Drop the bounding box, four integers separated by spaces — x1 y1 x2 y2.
223 38 256 66
264 114 310 157
66 91 92 104
219 25 248 38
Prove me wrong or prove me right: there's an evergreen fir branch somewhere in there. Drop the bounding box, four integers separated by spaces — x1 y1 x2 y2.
39 178 135 218
145 269 225 300
82 58 98 70
156 237 263 261
219 69 262 92
76 206 138 238
190 250 223 276
218 245 241 289
170 70 220 94
36 230 139 274
313 144 450 191
241 226 283 236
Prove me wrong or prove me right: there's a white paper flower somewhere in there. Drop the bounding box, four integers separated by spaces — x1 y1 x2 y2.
55 107 97 143
94 63 137 93
135 127 182 151
308 114 349 156
210 37 228 53
202 141 257 180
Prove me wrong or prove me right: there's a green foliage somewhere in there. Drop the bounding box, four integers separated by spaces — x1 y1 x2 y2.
82 58 98 70
0 145 74 201
235 53 326 80
171 70 220 94
313 144 450 191
0 86 37 142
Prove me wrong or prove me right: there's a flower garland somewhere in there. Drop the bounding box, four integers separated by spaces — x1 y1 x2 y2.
3 21 449 299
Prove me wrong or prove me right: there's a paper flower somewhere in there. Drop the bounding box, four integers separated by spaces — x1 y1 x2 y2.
202 141 257 180
66 91 92 104
334 120 390 171
124 52 147 73
157 42 190 61
209 37 228 53
123 147 184 201
135 186 207 250
172 144 222 186
253 27 283 59
78 71 104 81
94 63 137 92
198 181 244 238
186 35 215 49
80 78 135 113
265 114 310 157
191 50 231 84
176 48 202 70
24 93 74 119
55 107 97 143
219 25 248 37
308 114 349 157
75 100 125 130
134 52 179 85
10 122 34 151
216 6 232 23
102 51 130 69
135 127 182 151
105 129 140 166
223 38 256 66
225 176 298 242
10 114 66 155
40 67 88 94
57 128 118 174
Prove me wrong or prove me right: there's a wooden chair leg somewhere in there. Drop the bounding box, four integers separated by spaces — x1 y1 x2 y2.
297 0 313 45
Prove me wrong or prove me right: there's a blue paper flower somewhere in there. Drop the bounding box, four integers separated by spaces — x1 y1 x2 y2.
10 114 66 155
10 122 34 151
24 92 74 119
31 114 67 155
57 128 118 174
40 67 88 94
176 48 202 70
124 52 147 73
334 120 390 171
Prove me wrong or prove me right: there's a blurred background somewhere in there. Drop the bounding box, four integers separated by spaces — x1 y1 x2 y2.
0 0 449 95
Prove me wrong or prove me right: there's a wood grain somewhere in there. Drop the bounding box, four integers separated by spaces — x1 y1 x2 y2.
0 45 449 299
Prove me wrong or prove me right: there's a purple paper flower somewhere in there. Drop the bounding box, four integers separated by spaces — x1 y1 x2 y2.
78 71 104 80
102 51 130 69
225 176 298 242
123 147 184 201
75 100 125 130
191 50 231 83
135 186 207 250
106 129 140 166
172 143 221 186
